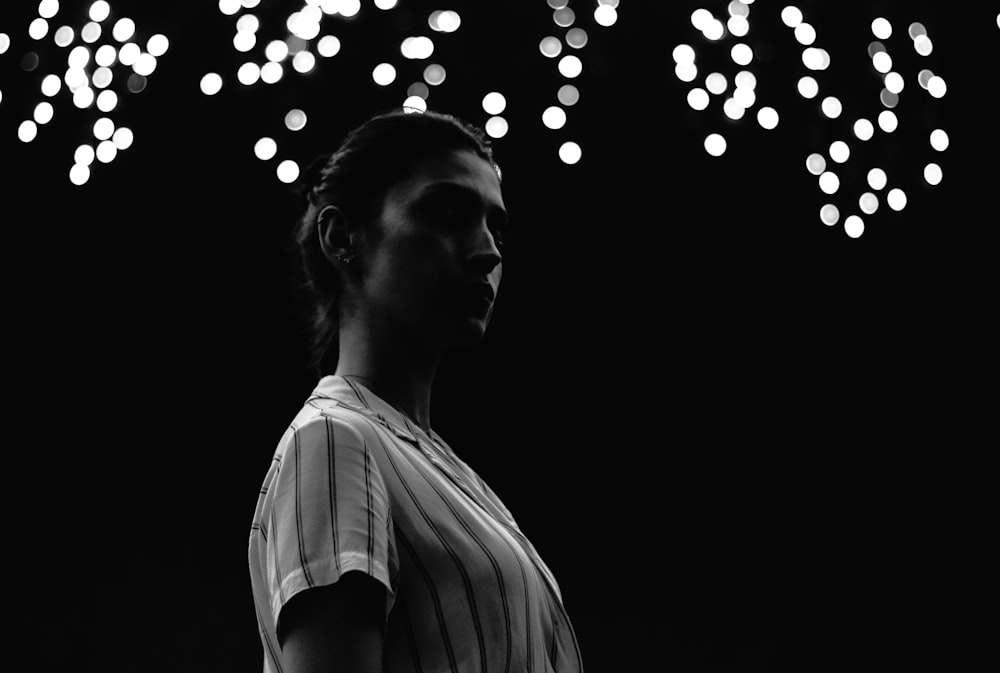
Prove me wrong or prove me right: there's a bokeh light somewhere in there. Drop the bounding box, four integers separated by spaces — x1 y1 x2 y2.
844 215 864 239
485 116 508 139
96 140 117 163
39 0 59 19
127 74 147 93
285 109 307 131
75 144 95 166
553 8 575 28
918 69 934 89
914 35 933 56
318 35 341 57
406 82 429 99
872 51 892 74
675 63 698 83
201 73 223 95
89 1 111 22
73 86 95 108
930 129 949 151
867 168 887 190
558 55 582 78
266 40 289 62
687 88 710 111
818 171 840 194
112 127 133 150
566 28 588 49
927 76 947 98
735 71 756 90
723 97 745 120
134 53 157 77
878 110 898 133
277 160 300 184
339 0 361 18
854 118 874 141
96 89 118 111
540 36 562 58
113 18 136 43
375 0 399 9
0 33 9 55
237 14 260 33
81 22 101 43
147 34 169 57
372 63 396 86
543 106 567 129
559 141 582 164
733 87 755 109
702 19 725 41
402 96 428 113
428 10 461 33
924 163 943 186
820 204 839 226
794 23 816 46
70 163 91 186
237 63 260 86
757 107 779 130
423 64 446 86
219 0 241 15
672 44 695 65
821 96 842 118
871 18 892 40
802 47 830 71
234 31 256 53
41 74 62 97
69 45 91 69
909 22 927 39
95 44 117 66
482 92 507 115
119 43 140 66
293 51 316 73
859 192 879 215
54 26 74 48
806 153 826 176
781 6 803 28
401 36 434 60
704 133 727 157
829 140 849 163
33 102 54 125
558 84 580 106
594 5 618 27
65 67 88 89
93 117 114 141
884 71 904 94
797 76 818 99
261 62 283 84
731 43 753 66
887 188 907 211
706 72 728 95
255 137 277 160
29 19 49 41
728 16 749 37
691 9 712 31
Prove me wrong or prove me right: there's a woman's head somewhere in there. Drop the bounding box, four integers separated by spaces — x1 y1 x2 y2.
291 109 507 375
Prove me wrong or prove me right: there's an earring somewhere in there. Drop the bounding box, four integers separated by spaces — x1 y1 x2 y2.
335 253 356 265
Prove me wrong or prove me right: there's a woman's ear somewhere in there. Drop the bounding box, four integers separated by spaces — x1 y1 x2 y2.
316 205 358 266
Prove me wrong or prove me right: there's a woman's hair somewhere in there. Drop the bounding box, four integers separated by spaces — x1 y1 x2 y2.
289 108 498 377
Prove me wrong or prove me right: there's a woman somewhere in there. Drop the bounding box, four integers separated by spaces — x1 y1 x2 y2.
248 109 584 673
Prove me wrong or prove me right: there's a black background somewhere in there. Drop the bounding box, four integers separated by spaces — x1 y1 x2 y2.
1 1 994 671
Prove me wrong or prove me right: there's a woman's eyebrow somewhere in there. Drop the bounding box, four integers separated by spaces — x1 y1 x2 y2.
418 182 507 219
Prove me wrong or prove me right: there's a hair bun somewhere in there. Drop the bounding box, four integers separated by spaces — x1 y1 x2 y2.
295 152 333 204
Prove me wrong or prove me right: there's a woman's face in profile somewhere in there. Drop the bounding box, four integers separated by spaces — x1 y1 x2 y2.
358 148 507 350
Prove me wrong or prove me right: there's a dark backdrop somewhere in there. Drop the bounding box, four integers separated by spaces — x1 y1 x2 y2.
1 1 993 671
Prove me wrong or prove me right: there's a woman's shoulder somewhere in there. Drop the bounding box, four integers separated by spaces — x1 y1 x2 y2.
283 395 385 448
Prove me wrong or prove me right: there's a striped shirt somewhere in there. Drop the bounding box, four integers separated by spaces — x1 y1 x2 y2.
248 375 584 673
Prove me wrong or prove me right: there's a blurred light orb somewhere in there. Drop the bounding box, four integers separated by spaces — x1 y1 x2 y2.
33 101 54 125
41 74 62 96
119 42 141 66
70 164 91 186
704 133 727 157
928 76 947 98
860 192 879 215
887 188 907 211
81 22 101 43
134 53 157 77
0 33 9 55
930 129 949 152
148 34 169 57
485 116 509 139
558 84 580 106
871 18 892 40
261 61 283 84
829 140 849 163
93 117 114 141
540 36 562 58
96 140 117 163
237 62 260 86
285 109 307 131
482 92 507 115
594 5 618 27
702 19 725 41
402 96 427 113
706 72 728 95
908 22 927 39
547 0 569 8
39 0 60 19
266 40 289 62
237 15 260 33
918 69 934 89
431 10 461 33
234 31 256 52
401 36 435 60
734 72 755 91
691 9 713 31
127 73 147 93
872 51 892 73
820 204 839 226
277 160 300 184
29 19 49 41
55 26 75 48
797 76 818 98
672 44 695 65
802 47 830 71
733 87 755 109
243 0 262 8
372 63 396 86
318 35 341 57
818 171 840 194
339 0 361 17
95 44 117 66
844 215 864 239
96 89 117 111
806 153 826 176
914 35 933 56
884 72 904 94
559 141 582 164
882 87 900 106
757 107 779 130
821 96 842 119
73 86 95 108
558 55 583 78
201 72 223 95
219 0 241 15
65 67 88 89
566 28 588 49
687 88 710 111
781 6 803 28
723 97 745 120
924 163 943 186
868 168 888 190
878 110 898 133
731 43 753 66
89 1 111 22
113 18 136 43
69 45 91 69
375 0 398 8
728 16 749 38
553 8 575 27
728 0 749 17
854 118 874 141
423 64 446 86
75 144 95 166
675 63 698 82
293 51 316 73
543 106 567 129
254 137 277 160
794 23 816 45
407 82 429 99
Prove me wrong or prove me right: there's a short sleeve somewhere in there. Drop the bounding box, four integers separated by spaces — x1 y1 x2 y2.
264 414 397 631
